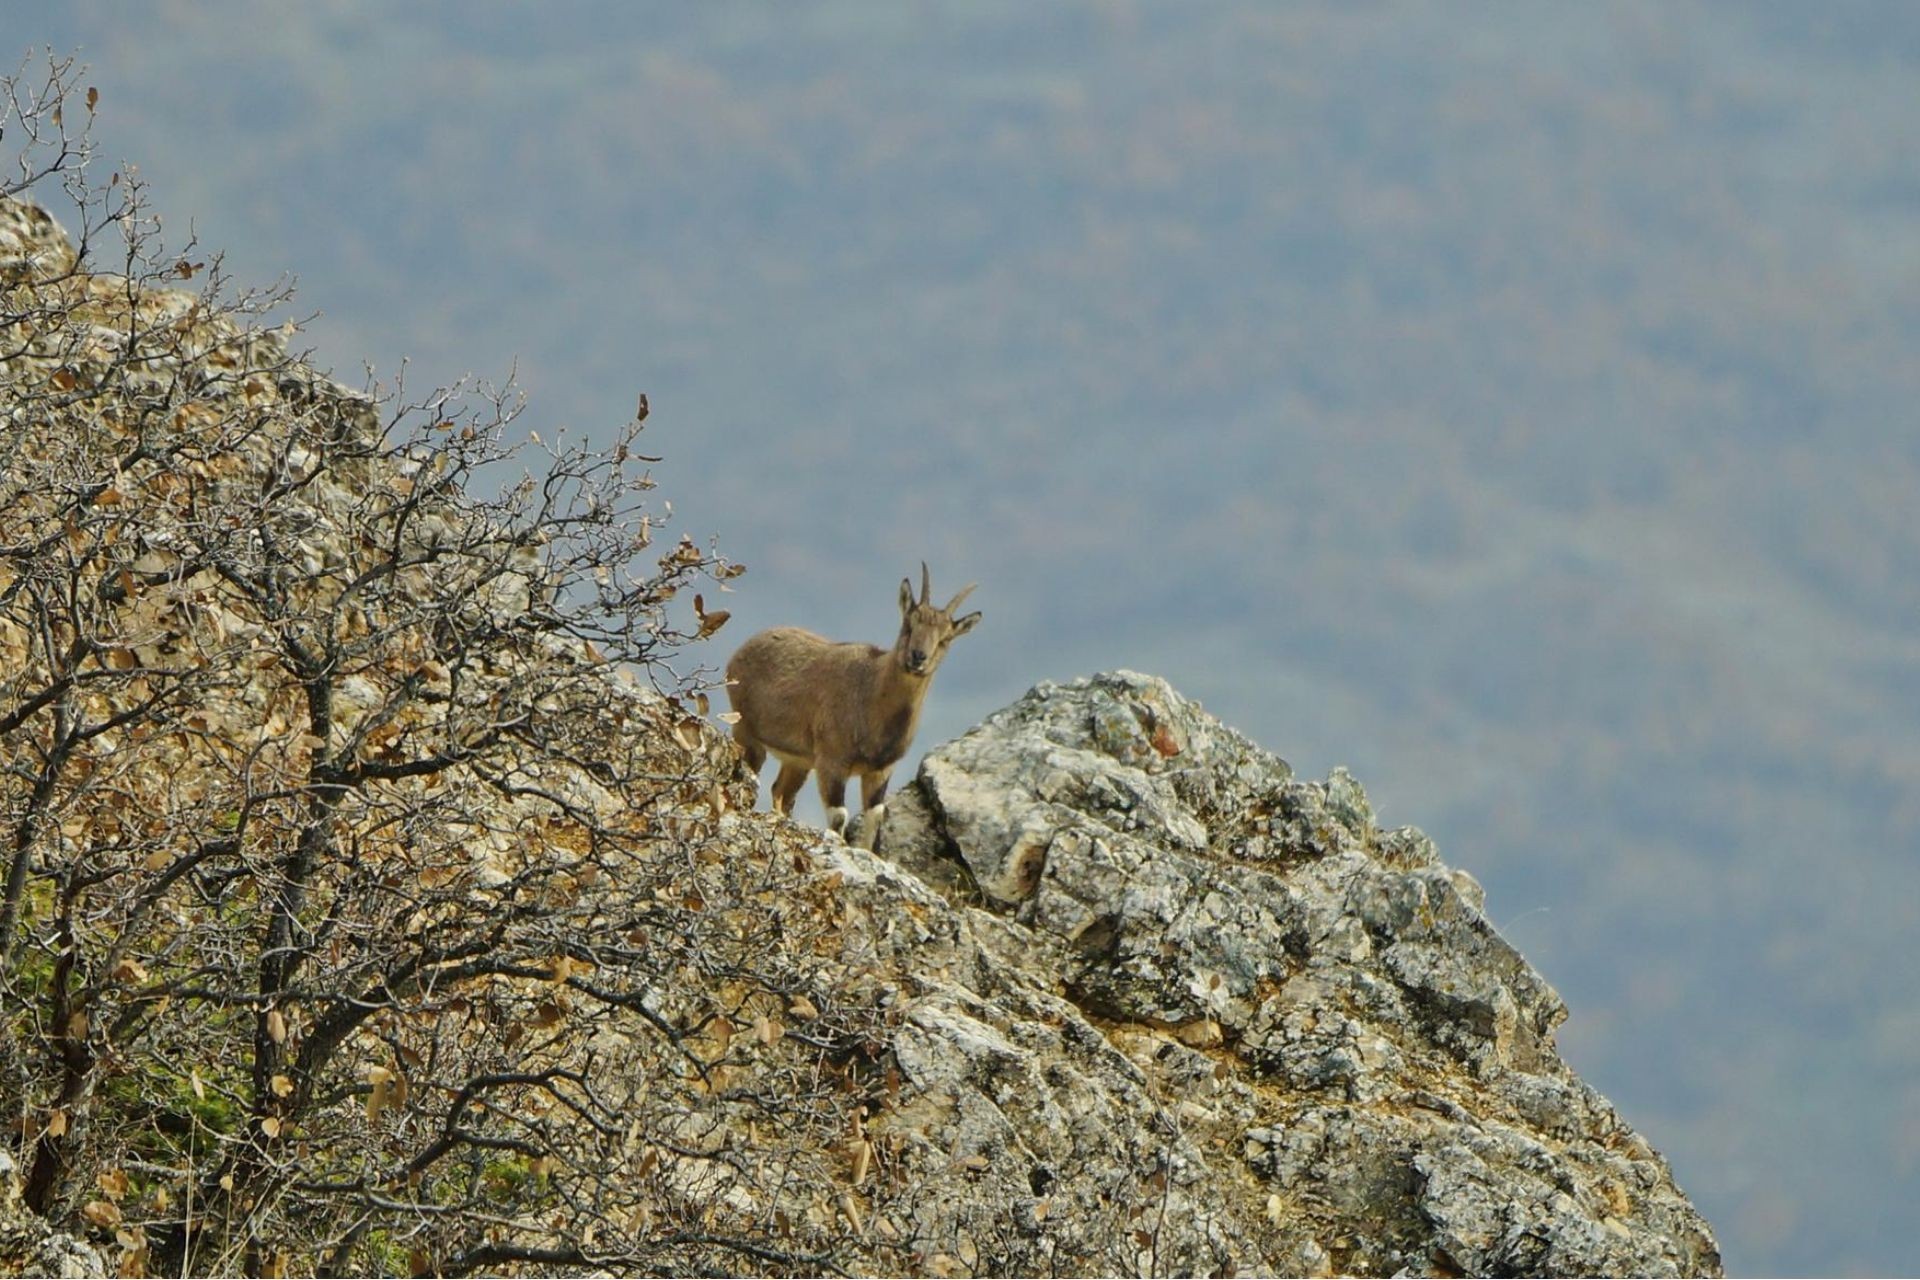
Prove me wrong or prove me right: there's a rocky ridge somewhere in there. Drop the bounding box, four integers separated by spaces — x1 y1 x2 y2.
859 671 1720 1276
0 188 1718 1275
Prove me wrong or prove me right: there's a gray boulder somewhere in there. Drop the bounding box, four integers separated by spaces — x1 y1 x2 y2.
872 670 1720 1277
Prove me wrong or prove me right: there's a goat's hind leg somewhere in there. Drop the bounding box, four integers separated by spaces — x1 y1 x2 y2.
732 725 768 797
771 760 809 817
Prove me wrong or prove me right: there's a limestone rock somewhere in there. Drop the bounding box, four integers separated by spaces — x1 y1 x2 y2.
869 670 1721 1276
0 1191 107 1280
0 197 78 283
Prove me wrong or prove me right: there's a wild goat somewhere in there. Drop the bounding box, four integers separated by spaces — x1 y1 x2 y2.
726 564 980 838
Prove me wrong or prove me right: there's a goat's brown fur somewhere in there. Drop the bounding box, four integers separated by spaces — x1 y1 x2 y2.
726 564 980 838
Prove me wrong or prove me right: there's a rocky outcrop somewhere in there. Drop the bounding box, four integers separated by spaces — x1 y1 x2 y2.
1 182 1716 1275
862 671 1720 1276
0 1153 103 1280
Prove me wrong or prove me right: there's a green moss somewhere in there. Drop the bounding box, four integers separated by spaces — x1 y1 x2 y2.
98 1061 243 1165
350 1227 411 1276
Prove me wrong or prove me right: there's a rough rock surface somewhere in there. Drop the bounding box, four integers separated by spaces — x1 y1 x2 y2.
1 184 1717 1275
0 1152 104 1279
866 671 1721 1277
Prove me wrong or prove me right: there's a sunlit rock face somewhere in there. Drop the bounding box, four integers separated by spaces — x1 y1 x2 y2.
872 670 1721 1277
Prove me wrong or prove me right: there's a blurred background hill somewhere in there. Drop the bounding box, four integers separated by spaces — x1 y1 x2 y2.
26 4 1920 1272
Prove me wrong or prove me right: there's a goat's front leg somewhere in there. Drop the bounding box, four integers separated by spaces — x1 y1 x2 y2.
851 770 894 851
816 767 851 836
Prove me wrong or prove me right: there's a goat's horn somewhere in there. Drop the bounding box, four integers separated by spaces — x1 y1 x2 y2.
920 561 932 605
945 583 977 614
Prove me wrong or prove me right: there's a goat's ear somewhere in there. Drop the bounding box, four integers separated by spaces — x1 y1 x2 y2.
951 611 982 637
900 579 915 615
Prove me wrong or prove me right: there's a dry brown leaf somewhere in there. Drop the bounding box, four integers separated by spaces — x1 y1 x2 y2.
110 957 149 984
366 1066 392 1122
1176 1018 1222 1048
693 593 731 638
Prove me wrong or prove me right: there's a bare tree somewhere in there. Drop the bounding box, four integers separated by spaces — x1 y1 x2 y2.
3 53 885 1277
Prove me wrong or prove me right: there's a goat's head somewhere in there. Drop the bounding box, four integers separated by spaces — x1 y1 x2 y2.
895 562 981 677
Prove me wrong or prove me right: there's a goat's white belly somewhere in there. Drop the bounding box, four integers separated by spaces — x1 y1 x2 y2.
769 747 814 770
